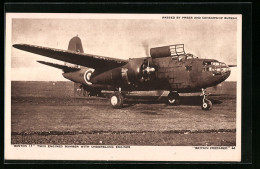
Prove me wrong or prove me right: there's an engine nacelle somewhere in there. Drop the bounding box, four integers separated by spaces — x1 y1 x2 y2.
62 68 94 86
91 58 156 86
125 58 156 83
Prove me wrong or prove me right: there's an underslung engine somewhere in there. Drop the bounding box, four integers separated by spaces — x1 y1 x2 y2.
90 58 156 88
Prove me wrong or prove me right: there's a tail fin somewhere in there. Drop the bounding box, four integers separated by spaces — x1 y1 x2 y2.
64 36 84 69
67 36 85 97
68 36 84 53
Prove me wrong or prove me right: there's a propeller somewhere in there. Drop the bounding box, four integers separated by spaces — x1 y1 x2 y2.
141 41 150 57
140 42 156 81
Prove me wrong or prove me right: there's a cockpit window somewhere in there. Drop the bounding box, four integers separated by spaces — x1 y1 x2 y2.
178 54 186 62
211 62 222 66
203 61 226 73
186 53 194 59
220 62 226 67
203 61 211 65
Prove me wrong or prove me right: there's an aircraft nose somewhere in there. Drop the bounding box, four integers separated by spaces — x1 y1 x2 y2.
221 65 231 80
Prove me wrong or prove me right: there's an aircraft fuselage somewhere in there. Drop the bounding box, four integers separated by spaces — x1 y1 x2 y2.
84 56 231 92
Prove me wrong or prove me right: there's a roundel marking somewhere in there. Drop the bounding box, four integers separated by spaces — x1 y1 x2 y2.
84 70 94 85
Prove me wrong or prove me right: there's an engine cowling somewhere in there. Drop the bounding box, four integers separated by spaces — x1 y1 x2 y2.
126 58 156 83
90 58 156 86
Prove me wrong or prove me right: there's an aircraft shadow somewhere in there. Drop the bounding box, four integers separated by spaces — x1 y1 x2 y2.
123 95 222 107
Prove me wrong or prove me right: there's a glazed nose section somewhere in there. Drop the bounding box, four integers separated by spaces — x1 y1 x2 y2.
221 65 231 80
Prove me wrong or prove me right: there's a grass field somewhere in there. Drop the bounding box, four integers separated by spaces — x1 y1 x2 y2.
10 81 237 146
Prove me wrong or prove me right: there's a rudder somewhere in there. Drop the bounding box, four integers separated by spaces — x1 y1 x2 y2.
67 36 85 97
68 36 84 53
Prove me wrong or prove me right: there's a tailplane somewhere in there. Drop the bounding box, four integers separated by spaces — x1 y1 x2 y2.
37 61 80 73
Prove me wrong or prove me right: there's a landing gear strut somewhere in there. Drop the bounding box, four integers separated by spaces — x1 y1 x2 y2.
168 91 180 105
110 88 124 109
200 88 212 110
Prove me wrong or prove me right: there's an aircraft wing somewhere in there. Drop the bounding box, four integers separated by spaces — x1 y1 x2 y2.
13 44 128 72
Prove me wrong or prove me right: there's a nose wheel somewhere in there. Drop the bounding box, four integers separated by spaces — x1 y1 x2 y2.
200 88 212 110
168 91 180 105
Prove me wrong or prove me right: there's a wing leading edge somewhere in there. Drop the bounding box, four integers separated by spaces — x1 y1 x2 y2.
13 44 128 72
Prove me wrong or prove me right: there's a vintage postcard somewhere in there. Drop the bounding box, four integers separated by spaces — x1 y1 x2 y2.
5 13 241 161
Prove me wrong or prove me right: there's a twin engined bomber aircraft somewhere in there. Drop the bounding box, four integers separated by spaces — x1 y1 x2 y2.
13 36 232 110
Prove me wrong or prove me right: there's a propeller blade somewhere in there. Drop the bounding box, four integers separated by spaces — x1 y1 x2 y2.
141 41 150 57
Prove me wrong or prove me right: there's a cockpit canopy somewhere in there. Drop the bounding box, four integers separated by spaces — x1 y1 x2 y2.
150 44 183 57
150 44 198 61
178 53 198 61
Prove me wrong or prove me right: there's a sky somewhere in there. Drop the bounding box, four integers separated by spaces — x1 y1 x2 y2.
9 14 240 81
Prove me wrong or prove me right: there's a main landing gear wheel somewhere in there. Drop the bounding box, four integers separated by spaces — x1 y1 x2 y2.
168 92 180 105
110 92 124 109
200 88 212 110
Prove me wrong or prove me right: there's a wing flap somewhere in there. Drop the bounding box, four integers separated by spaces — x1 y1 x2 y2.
13 44 128 71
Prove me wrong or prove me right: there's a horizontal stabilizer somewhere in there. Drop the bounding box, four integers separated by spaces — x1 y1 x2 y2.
13 44 128 72
37 61 80 73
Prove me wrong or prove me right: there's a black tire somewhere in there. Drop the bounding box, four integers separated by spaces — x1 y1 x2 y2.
168 92 180 105
110 92 124 108
201 99 213 110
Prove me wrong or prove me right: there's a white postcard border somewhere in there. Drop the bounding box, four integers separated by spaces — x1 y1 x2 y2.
5 13 242 161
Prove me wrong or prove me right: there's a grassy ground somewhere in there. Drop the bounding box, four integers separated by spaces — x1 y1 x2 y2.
10 81 237 146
